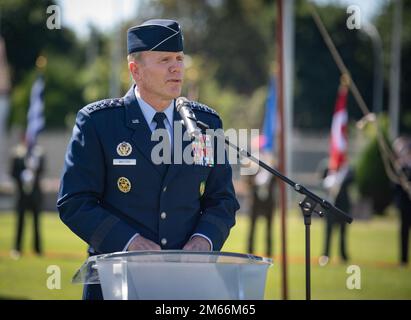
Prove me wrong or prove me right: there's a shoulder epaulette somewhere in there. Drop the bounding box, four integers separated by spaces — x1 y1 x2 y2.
83 98 124 114
190 101 220 118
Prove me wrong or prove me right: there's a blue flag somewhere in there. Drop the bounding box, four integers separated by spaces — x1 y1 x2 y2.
261 77 277 153
25 75 45 150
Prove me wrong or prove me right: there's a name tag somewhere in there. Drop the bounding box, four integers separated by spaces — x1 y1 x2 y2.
113 159 136 166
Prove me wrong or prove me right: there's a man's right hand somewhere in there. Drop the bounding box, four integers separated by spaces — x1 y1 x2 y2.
127 235 161 251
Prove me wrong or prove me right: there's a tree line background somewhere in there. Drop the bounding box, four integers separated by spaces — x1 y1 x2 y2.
1 0 410 214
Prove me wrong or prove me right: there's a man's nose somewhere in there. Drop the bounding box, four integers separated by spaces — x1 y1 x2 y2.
169 60 184 73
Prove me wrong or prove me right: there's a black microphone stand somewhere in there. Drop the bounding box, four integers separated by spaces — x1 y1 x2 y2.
194 119 353 300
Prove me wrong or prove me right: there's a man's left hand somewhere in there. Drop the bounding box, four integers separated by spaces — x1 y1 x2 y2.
183 236 211 251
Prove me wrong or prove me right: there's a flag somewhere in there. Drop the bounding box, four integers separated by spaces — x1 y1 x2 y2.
25 75 45 150
329 84 348 172
261 76 277 153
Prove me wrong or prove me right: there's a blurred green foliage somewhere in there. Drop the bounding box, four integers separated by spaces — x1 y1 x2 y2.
2 0 87 128
376 0 411 135
1 0 114 128
135 0 378 129
1 0 84 85
294 2 373 129
10 55 86 128
0 0 402 131
355 115 393 214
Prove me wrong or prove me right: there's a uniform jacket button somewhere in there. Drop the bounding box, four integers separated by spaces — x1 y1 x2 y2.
161 238 167 246
161 212 167 219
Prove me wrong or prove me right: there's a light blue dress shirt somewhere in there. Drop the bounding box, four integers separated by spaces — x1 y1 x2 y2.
135 91 174 150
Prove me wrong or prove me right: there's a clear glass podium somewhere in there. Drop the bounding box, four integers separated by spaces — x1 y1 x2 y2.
73 251 273 300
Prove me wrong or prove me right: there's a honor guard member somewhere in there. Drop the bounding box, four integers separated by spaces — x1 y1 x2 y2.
11 141 45 258
57 19 240 300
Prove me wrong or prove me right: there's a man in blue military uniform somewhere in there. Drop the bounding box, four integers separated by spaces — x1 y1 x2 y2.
57 19 240 299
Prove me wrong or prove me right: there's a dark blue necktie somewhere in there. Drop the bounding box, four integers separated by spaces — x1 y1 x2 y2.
153 112 167 130
153 112 170 178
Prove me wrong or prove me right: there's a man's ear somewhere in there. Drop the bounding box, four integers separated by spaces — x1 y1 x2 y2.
128 61 140 80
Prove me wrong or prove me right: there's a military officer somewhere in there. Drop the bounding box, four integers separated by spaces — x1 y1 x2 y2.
57 19 240 299
11 140 45 258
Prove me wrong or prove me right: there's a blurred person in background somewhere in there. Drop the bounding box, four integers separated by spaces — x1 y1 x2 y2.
320 165 354 265
393 136 411 266
246 136 276 257
10 137 45 259
319 75 353 265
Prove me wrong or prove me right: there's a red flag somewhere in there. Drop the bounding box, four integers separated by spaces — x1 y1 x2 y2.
329 84 348 172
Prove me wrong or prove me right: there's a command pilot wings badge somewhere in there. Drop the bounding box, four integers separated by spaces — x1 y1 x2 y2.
117 142 132 157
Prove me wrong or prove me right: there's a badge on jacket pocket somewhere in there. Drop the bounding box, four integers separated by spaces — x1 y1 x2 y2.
117 177 131 193
199 181 206 197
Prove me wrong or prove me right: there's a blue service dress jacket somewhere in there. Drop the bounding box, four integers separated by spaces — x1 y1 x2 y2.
57 86 240 254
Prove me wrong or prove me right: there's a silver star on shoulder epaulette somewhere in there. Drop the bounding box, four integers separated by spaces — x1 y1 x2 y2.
191 102 218 116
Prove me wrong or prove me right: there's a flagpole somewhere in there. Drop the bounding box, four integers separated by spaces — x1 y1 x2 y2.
389 0 402 139
276 0 288 301
0 36 11 185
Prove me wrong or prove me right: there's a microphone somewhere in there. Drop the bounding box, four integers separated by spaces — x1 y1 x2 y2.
176 97 201 138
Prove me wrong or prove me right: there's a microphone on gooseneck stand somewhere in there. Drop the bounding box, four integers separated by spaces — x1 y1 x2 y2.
176 97 205 138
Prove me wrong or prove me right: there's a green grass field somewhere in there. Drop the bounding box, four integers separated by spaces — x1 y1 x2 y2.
0 210 410 300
